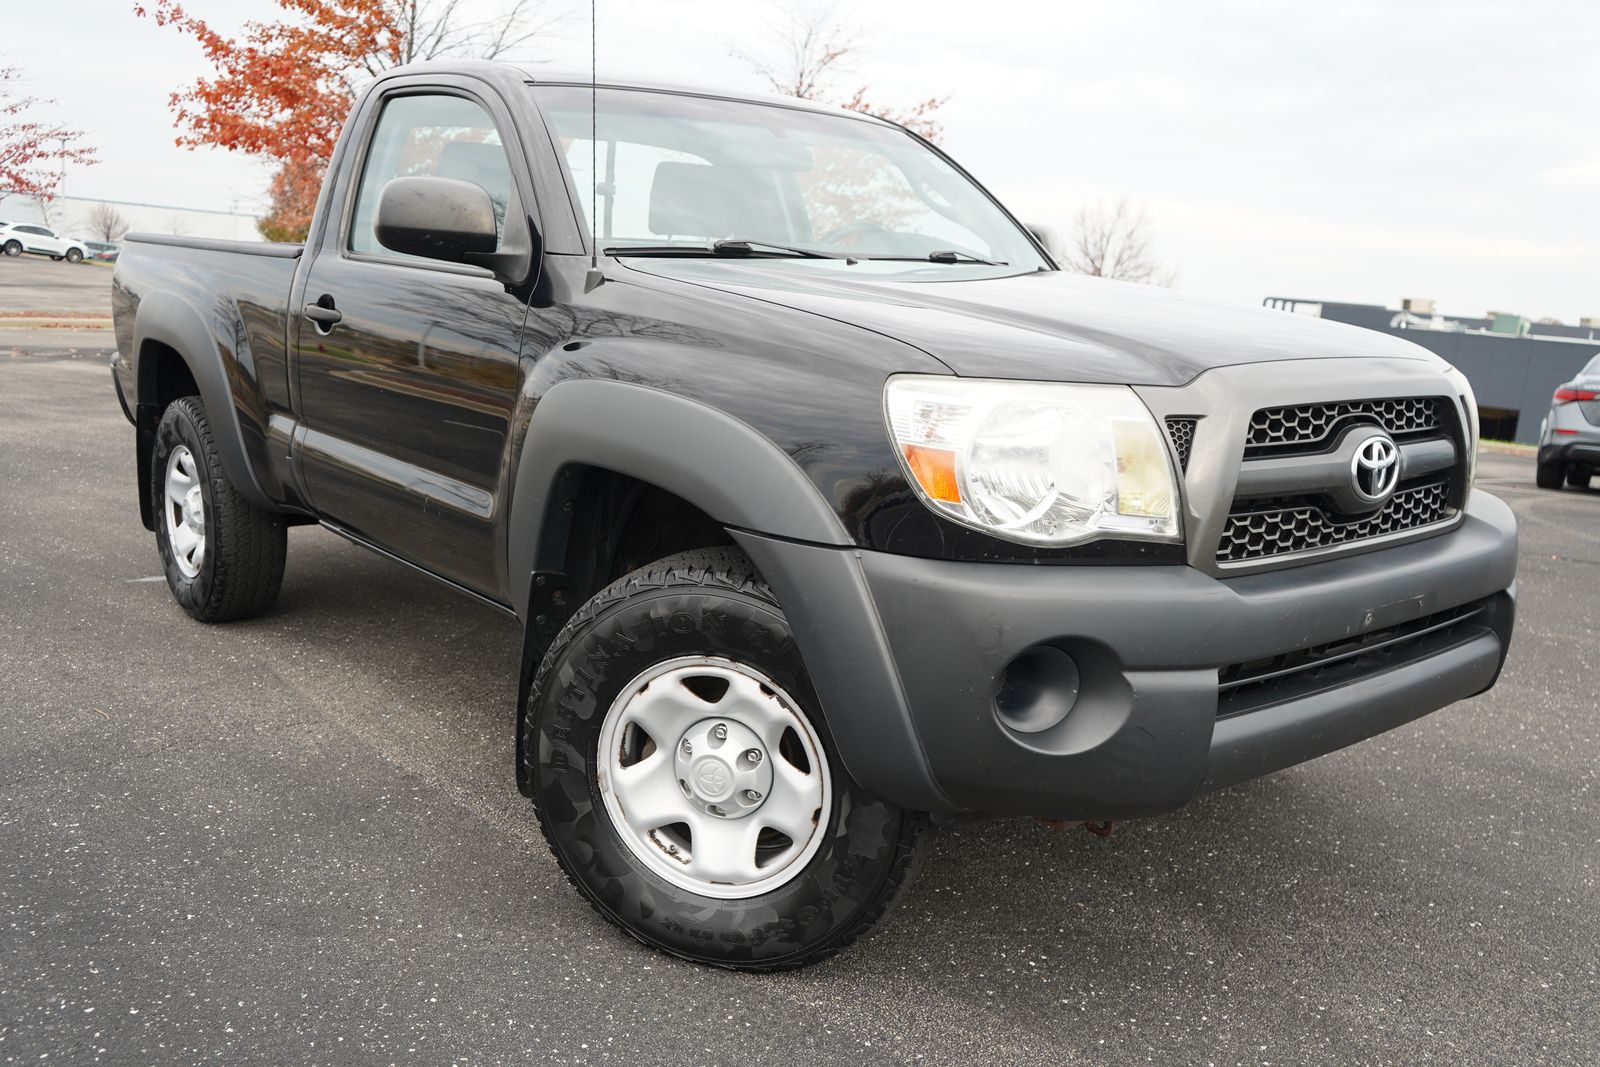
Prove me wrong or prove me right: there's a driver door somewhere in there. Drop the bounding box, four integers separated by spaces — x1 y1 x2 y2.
291 83 533 599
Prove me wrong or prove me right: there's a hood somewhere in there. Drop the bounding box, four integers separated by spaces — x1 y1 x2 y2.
620 260 1440 387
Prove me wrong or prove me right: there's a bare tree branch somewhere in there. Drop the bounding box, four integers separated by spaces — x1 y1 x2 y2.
731 5 861 100
476 0 565 58
1056 199 1175 285
84 201 130 243
358 0 564 72
727 5 946 140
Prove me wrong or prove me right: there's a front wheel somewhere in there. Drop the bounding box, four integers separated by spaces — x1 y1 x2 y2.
1536 458 1565 489
151 397 287 622
526 547 924 970
65 247 82 264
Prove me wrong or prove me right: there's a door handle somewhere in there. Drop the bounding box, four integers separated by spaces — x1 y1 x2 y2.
302 301 342 328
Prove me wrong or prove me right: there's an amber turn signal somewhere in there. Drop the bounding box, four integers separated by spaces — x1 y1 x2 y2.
902 444 962 503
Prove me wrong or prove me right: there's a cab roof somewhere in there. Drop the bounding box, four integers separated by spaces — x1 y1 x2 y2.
374 59 896 127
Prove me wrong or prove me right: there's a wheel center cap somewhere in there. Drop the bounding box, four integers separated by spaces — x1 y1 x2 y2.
691 757 734 801
674 717 775 818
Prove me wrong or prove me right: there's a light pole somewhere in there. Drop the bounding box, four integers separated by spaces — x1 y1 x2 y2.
54 136 68 229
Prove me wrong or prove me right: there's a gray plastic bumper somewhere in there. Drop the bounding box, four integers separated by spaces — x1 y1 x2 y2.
735 490 1517 818
1539 439 1600 466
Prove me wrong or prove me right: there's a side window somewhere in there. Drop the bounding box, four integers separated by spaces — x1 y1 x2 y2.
348 92 517 257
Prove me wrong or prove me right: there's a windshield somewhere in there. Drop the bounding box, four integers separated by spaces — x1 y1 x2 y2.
533 85 1049 270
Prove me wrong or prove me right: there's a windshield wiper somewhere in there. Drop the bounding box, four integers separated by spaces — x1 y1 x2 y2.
712 239 844 259
928 250 1003 265
602 240 844 260
851 250 1005 265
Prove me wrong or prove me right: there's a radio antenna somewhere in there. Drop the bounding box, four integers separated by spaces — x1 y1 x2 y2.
584 0 603 291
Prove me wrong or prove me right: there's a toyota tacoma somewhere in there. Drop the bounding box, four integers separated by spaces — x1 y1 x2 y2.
110 61 1518 970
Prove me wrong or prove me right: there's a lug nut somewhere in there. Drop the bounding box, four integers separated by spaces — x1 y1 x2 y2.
712 723 728 741
680 739 692 756
744 789 763 802
743 749 763 765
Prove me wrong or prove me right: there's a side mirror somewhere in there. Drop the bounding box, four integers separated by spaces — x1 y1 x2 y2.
375 176 498 263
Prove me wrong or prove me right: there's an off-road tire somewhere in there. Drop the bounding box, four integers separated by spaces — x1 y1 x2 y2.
526 546 926 971
151 397 287 622
1535 458 1565 489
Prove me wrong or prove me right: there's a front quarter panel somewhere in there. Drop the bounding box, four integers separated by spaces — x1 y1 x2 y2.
502 256 950 604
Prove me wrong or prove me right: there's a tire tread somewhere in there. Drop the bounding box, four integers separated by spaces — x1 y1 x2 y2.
528 546 926 972
157 397 286 622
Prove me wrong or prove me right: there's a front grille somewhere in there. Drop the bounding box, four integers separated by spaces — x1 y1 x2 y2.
1216 478 1453 564
1165 417 1197 472
1216 599 1490 718
1246 397 1445 454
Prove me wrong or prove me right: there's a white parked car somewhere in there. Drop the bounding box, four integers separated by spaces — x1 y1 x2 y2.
0 223 91 263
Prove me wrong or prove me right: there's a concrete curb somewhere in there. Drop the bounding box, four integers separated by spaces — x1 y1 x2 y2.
0 316 113 330
1480 441 1536 458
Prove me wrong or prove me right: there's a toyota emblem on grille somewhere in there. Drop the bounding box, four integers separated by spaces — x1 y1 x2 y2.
1351 434 1400 502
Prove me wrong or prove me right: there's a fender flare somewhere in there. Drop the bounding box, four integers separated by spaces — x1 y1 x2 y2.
133 289 275 511
505 377 952 811
505 377 850 620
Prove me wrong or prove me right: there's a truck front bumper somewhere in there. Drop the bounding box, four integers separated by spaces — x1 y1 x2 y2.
734 490 1517 818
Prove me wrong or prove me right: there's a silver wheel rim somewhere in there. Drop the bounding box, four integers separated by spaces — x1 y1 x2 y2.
162 445 206 579
596 655 833 900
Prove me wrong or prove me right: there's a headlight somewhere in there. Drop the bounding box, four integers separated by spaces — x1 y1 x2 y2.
1442 365 1479 491
884 375 1181 546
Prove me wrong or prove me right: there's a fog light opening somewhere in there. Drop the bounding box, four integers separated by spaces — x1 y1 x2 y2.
995 645 1082 735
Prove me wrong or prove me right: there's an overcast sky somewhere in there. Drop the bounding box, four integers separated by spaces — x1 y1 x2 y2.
10 0 1597 321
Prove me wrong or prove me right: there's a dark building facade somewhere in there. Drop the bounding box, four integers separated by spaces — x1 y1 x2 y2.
1264 299 1600 443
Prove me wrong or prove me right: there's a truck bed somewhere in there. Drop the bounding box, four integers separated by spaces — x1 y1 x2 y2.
121 232 305 259
112 233 309 520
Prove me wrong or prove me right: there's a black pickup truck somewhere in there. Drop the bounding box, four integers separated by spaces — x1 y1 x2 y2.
111 61 1518 970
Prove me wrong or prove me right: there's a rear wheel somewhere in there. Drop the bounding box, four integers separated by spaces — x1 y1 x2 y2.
151 397 287 622
1536 458 1565 489
526 547 925 970
1568 468 1592 489
3 240 22 256
65 247 82 264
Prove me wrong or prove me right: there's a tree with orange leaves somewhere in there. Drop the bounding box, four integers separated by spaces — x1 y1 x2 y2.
0 67 97 199
256 159 328 243
136 0 556 240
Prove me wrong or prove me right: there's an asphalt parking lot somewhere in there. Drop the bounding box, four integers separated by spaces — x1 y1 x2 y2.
2 343 1597 1065
0 254 113 317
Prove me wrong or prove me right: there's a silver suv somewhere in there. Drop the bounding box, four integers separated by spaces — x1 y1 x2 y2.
1537 353 1600 490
